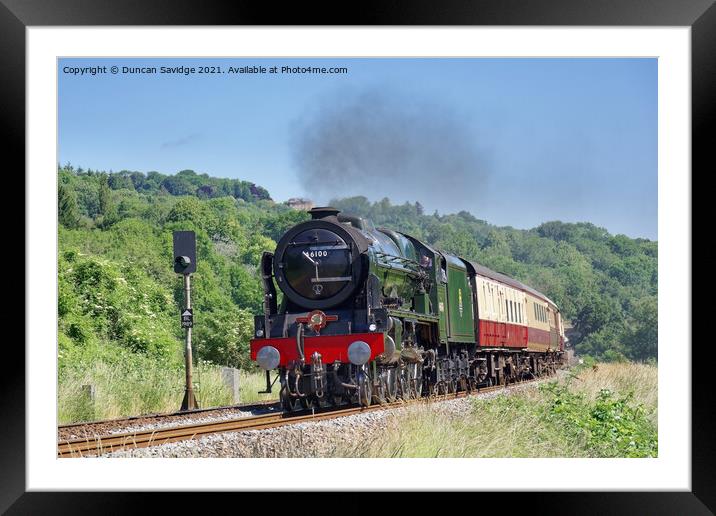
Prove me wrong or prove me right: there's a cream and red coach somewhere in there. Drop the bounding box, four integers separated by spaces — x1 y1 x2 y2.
250 207 565 411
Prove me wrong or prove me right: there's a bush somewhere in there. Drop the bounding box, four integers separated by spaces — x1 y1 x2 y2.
539 382 657 457
58 250 178 357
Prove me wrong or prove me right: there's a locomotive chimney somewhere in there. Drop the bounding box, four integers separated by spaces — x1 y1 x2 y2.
309 207 341 220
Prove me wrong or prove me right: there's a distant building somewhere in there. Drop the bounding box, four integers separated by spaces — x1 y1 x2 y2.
285 197 314 211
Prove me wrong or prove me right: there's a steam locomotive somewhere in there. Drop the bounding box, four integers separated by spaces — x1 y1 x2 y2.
250 207 565 410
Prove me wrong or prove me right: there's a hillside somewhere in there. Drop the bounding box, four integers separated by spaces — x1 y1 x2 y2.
58 166 657 375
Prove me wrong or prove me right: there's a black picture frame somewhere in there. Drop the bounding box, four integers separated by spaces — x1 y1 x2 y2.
6 1 711 513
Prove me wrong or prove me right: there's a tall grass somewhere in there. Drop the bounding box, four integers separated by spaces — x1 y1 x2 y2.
236 369 281 404
333 362 657 458
58 344 278 424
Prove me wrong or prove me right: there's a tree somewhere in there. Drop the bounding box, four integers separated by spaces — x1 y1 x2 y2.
108 172 134 191
97 175 118 227
196 184 216 198
58 182 81 228
161 176 195 196
624 296 657 361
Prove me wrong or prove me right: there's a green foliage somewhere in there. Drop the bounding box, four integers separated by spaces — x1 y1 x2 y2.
539 382 657 457
96 174 118 228
58 165 287 374
58 249 177 356
193 307 256 368
98 167 271 202
624 295 658 362
58 181 81 228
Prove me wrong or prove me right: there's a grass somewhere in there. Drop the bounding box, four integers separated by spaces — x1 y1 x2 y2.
236 369 282 404
58 354 657 459
332 361 657 458
58 344 278 424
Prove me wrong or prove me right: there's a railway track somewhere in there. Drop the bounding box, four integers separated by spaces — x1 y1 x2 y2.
58 376 544 458
58 398 279 434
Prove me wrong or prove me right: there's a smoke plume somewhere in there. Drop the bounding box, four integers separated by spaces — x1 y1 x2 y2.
290 88 490 211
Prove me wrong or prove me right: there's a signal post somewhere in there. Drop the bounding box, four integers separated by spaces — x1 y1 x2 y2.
173 230 199 411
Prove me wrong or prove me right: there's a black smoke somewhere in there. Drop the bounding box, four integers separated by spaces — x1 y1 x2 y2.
290 88 490 212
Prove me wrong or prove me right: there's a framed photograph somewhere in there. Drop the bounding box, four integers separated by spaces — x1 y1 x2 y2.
9 0 711 512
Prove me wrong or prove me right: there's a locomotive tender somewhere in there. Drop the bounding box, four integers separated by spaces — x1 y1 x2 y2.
250 207 565 410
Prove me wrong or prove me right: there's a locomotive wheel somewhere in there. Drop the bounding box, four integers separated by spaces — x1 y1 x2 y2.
281 373 310 411
381 368 398 403
373 373 387 404
313 395 331 409
437 381 447 396
428 379 439 397
459 376 468 392
357 369 372 407
281 389 300 412
409 363 423 398
396 365 409 401
404 364 416 399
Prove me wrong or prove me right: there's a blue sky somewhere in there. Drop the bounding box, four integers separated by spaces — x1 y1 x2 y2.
58 58 657 240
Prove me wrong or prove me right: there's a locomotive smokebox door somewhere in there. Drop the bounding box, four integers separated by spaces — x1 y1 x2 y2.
173 231 197 274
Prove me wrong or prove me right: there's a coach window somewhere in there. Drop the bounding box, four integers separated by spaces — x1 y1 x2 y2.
490 286 496 319
485 285 491 318
488 286 493 318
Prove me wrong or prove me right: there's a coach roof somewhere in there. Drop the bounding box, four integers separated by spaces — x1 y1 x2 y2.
463 259 557 308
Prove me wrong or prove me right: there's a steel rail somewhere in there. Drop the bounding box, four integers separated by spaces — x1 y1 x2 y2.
57 398 280 431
